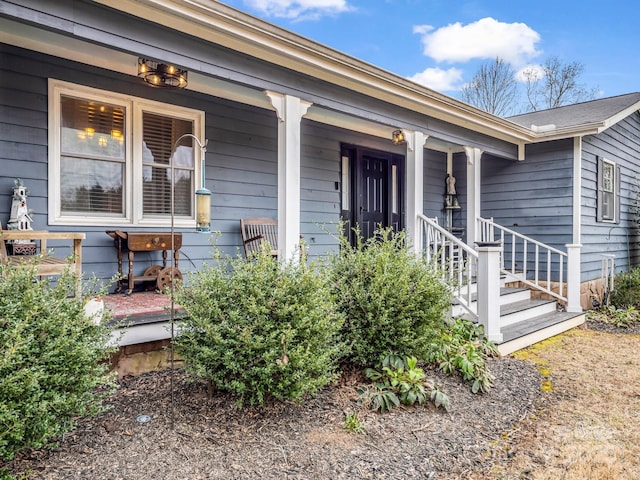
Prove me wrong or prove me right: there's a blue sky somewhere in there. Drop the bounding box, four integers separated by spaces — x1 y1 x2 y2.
220 0 639 106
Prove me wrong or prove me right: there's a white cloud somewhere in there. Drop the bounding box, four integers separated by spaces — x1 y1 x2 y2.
413 17 541 66
242 0 353 20
515 63 545 82
407 67 465 92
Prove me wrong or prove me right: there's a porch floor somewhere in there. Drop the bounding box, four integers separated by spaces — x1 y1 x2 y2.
103 291 184 327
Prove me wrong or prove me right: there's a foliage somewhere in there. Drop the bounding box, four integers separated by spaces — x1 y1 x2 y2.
342 411 365 434
588 305 640 328
460 58 519 117
173 246 344 407
358 354 449 412
0 264 116 461
428 318 498 394
328 226 451 367
522 55 598 111
608 267 640 309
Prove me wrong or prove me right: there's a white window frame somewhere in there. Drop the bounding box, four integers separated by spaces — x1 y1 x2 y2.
48 79 205 228
596 156 620 224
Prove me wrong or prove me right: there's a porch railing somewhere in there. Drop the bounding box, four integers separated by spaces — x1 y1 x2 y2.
477 217 568 303
418 214 478 320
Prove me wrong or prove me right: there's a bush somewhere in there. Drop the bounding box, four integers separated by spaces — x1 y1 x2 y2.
0 265 115 461
173 247 344 406
328 226 451 367
427 318 498 393
609 267 640 309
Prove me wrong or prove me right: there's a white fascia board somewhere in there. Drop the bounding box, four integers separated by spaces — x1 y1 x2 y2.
92 0 533 145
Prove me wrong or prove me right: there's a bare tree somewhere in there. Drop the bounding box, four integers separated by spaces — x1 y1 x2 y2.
522 56 598 111
460 58 519 117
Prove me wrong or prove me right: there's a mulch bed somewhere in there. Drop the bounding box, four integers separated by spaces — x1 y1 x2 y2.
4 356 542 480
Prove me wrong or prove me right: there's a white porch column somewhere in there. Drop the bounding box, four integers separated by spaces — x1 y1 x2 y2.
265 91 312 261
404 130 428 253
566 244 582 312
477 244 503 343
464 147 483 244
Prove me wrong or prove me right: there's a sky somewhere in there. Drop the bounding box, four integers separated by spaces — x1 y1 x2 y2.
218 0 639 111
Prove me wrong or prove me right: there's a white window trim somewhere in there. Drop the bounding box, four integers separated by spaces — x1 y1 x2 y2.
48 79 205 228
597 156 619 224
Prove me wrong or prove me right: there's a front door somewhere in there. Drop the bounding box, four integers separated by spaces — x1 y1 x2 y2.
340 144 404 244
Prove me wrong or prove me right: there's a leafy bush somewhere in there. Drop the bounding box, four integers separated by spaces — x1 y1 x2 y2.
358 354 449 412
588 305 640 328
0 265 115 461
609 267 640 309
428 318 498 393
328 226 451 367
173 247 344 406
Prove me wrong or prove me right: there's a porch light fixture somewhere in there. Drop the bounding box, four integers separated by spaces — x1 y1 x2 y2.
138 58 188 89
172 133 210 233
392 129 406 144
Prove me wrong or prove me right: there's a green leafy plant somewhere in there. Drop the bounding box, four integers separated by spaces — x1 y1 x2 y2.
173 246 344 407
608 267 640 309
428 318 498 394
588 304 640 328
0 264 116 461
328 226 451 367
342 411 365 434
359 354 449 412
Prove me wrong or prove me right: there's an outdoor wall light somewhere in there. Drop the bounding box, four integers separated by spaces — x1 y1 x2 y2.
138 58 188 89
172 134 211 233
392 129 406 144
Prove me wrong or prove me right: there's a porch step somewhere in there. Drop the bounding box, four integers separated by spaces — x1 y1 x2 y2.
497 310 586 356
451 287 532 318
500 298 558 327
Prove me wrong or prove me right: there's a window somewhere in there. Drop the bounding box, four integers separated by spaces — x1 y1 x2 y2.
597 157 620 223
49 80 204 227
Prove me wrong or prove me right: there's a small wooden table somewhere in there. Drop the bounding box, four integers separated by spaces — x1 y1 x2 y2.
106 230 182 295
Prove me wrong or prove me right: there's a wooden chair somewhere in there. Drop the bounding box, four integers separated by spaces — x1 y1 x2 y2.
1 229 85 293
240 217 279 257
240 217 306 259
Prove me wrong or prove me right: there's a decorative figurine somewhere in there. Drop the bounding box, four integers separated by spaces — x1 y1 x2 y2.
6 178 36 255
446 174 457 195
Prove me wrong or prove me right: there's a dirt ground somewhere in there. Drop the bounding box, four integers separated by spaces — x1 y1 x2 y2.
4 320 640 480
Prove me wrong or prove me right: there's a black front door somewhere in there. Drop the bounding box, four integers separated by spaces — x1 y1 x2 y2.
341 145 404 243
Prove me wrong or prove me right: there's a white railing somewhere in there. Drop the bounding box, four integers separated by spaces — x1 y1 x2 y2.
477 217 568 303
418 215 478 320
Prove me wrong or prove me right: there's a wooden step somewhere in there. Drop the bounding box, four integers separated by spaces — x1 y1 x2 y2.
497 310 585 356
452 287 531 318
500 298 558 327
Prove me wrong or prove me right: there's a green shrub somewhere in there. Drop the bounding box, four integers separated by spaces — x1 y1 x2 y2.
588 305 640 328
173 247 344 406
428 318 498 393
609 267 640 309
0 265 115 461
328 226 451 367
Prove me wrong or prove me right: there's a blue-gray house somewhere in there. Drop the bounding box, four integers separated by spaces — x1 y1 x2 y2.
2 0 639 358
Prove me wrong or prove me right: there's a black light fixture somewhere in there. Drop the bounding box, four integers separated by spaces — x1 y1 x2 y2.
392 129 406 144
138 58 188 88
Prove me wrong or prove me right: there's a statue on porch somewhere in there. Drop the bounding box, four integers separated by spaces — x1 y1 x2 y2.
446 174 457 195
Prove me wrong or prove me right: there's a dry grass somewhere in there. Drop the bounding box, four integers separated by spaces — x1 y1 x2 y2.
491 327 640 480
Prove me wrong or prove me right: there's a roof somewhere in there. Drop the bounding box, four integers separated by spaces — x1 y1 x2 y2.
508 93 640 136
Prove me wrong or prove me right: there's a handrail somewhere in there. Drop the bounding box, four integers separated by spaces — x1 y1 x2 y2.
477 217 568 302
418 214 478 320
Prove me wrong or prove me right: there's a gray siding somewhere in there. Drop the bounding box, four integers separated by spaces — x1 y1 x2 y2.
0 44 282 283
2 0 519 161
481 140 574 252
581 114 640 280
